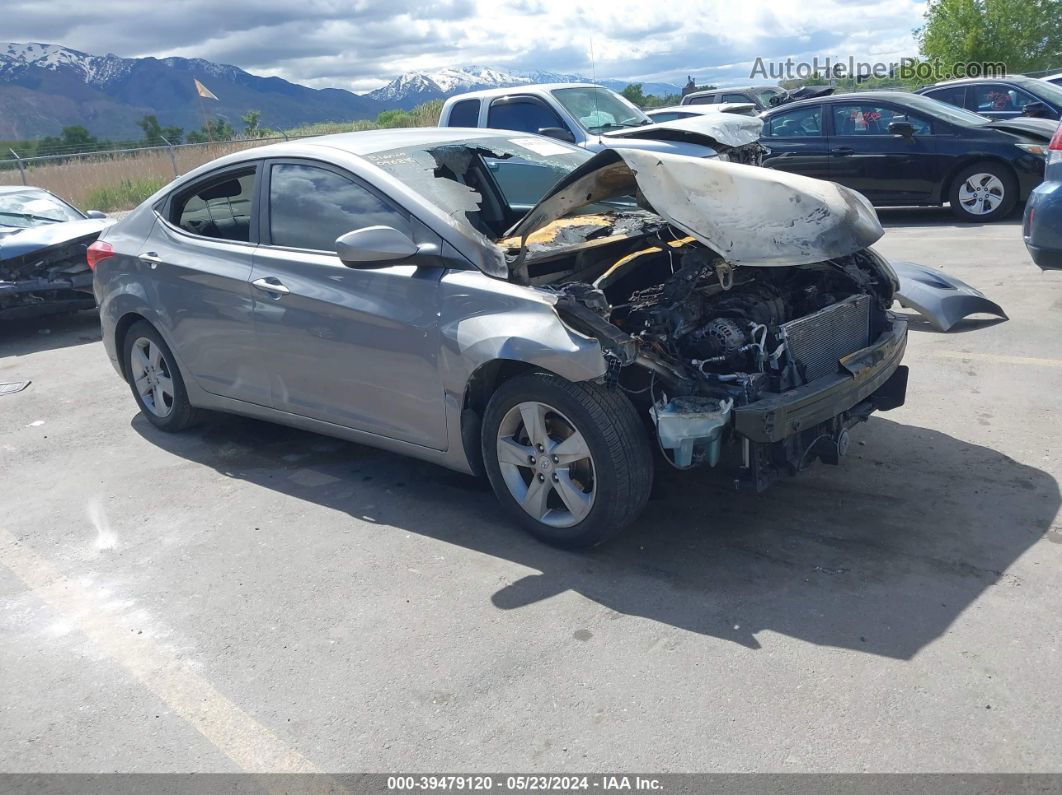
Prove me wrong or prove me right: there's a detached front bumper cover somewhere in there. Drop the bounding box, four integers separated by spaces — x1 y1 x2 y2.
733 317 908 444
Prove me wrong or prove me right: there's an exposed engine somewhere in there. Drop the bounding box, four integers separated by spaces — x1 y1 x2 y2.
551 240 901 481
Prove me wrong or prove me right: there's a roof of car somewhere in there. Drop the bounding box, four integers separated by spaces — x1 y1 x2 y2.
761 90 915 113
923 75 1041 87
233 127 530 160
686 85 777 96
443 83 600 102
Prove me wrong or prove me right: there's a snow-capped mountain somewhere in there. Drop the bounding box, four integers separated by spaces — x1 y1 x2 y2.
0 42 380 139
366 65 681 109
0 42 683 139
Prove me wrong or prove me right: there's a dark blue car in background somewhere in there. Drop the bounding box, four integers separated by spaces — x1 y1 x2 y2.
1024 120 1062 270
761 90 1051 221
917 76 1062 121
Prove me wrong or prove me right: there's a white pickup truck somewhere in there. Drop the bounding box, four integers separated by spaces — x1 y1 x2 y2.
438 83 764 165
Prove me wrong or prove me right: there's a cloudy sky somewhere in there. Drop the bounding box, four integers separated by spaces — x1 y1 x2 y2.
6 0 928 91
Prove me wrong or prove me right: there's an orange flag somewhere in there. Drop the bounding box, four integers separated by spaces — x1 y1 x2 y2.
194 79 219 101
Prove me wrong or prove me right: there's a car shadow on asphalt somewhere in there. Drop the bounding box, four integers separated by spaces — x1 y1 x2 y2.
132 412 1059 660
0 310 101 356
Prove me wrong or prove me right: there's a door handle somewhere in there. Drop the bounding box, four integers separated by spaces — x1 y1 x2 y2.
831 146 855 155
252 277 290 296
138 252 162 268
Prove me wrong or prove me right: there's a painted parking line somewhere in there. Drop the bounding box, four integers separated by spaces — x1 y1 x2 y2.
920 351 1062 368
0 528 320 774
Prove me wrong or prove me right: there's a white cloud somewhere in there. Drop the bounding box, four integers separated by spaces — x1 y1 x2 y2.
4 0 928 91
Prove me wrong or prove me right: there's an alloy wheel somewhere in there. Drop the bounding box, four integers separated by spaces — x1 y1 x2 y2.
495 401 596 528
957 173 1005 216
130 337 175 418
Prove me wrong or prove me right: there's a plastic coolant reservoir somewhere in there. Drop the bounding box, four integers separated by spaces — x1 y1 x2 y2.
650 396 734 468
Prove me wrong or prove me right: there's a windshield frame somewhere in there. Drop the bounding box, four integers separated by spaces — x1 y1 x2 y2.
550 87 653 134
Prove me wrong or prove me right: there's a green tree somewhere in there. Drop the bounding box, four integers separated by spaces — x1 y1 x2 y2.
38 125 98 156
137 114 164 146
185 117 234 143
621 83 649 106
918 0 1062 73
241 109 263 138
161 125 183 145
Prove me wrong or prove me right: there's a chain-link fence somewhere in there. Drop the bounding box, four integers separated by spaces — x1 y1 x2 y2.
0 123 363 211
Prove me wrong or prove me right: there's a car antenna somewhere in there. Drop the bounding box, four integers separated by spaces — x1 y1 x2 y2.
589 35 599 117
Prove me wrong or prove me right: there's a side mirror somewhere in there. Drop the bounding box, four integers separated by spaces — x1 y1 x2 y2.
1022 101 1050 118
537 126 576 144
888 121 915 140
84 210 108 219
335 225 419 268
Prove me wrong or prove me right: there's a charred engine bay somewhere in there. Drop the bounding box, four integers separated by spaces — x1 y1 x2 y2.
537 226 896 450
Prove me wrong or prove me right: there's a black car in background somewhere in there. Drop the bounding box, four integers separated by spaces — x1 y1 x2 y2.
761 90 1051 221
916 76 1062 120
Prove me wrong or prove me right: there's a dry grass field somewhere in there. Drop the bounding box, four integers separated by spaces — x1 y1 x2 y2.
0 102 444 211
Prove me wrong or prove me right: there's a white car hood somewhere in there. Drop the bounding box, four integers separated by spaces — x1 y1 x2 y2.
601 112 763 149
506 148 884 267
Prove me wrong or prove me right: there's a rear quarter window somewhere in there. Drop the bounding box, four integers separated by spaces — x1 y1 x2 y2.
447 99 480 127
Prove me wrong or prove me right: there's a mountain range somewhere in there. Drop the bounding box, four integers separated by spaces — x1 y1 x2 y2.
365 66 681 109
0 42 682 140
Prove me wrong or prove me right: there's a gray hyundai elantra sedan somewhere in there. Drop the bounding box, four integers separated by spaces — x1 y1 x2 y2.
91 127 909 548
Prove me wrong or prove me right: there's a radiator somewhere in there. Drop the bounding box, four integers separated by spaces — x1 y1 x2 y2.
779 294 871 382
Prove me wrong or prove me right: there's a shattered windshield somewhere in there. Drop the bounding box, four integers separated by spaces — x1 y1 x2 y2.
551 87 652 133
364 136 599 237
0 190 83 228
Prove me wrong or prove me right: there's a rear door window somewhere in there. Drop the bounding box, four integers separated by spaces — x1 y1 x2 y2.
266 163 408 253
487 97 567 134
447 99 480 127
923 86 966 109
172 169 256 242
831 104 932 135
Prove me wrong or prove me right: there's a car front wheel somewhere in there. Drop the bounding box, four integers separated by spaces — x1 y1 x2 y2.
481 372 653 549
949 161 1017 221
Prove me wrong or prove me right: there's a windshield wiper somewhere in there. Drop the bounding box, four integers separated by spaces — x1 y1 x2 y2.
0 211 65 224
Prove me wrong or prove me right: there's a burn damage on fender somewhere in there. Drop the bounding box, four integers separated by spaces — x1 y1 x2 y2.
392 140 911 489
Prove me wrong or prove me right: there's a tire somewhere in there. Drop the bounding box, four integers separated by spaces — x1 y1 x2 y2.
481 372 653 549
122 320 200 432
948 161 1017 222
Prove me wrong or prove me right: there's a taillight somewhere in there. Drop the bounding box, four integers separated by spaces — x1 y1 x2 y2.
86 240 114 270
1049 122 1062 166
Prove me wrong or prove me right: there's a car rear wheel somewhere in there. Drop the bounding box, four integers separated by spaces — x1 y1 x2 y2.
123 321 200 432
949 162 1017 221
481 372 653 549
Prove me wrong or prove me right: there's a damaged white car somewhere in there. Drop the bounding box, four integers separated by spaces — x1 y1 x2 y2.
94 129 909 548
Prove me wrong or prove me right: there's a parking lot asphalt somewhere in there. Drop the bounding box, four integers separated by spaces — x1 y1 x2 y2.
1 208 1060 773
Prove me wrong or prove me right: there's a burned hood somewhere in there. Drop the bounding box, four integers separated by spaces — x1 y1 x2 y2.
0 217 111 262
506 148 883 267
601 113 763 150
